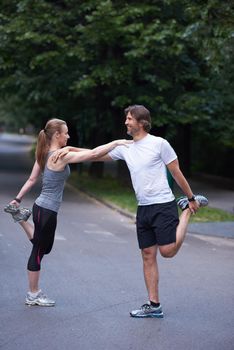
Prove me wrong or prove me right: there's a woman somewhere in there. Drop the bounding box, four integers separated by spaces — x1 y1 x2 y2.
4 118 131 307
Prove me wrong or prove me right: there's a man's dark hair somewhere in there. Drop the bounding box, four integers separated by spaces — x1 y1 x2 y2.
124 105 151 132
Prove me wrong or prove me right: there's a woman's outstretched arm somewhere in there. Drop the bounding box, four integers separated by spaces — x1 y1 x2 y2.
61 139 132 164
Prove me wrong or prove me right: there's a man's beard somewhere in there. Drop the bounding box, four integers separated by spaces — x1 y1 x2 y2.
126 126 140 137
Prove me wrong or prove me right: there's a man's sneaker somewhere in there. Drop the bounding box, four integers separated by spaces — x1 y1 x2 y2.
177 194 208 211
12 207 32 222
25 290 55 307
4 204 20 214
194 195 209 207
130 302 163 318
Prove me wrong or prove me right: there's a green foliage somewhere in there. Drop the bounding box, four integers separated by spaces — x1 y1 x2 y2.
182 0 234 147
0 0 233 149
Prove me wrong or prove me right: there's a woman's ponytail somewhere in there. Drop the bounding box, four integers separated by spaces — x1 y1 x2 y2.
36 130 50 170
35 118 67 171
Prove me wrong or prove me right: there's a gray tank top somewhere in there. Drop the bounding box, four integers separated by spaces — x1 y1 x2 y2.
35 151 70 212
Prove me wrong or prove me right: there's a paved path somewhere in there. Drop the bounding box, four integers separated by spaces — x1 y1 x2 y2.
0 133 234 350
188 179 234 214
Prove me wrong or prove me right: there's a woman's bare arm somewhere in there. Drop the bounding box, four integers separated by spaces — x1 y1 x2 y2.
10 161 41 205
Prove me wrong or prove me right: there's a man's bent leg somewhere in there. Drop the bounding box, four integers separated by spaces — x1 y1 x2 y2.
159 208 191 258
141 245 159 303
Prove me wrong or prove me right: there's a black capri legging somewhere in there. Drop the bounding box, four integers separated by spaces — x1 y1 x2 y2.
27 203 57 271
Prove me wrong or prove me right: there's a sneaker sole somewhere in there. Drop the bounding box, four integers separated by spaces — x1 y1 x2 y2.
4 208 19 214
25 301 55 307
14 216 31 223
13 212 32 222
130 312 164 318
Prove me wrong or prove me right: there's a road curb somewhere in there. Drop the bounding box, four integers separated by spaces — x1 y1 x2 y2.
65 182 136 221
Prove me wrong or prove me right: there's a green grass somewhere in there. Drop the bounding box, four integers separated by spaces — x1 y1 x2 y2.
69 172 137 212
188 206 234 222
69 172 234 223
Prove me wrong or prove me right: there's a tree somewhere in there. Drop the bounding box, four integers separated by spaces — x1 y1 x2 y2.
181 1 234 178
0 1 233 178
182 0 234 148
0 1 210 127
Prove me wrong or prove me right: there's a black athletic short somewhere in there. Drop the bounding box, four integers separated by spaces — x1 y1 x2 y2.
136 200 179 249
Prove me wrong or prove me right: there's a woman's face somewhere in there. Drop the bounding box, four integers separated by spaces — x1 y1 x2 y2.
58 124 70 147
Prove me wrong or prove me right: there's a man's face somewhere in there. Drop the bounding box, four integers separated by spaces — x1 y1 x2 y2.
125 112 141 137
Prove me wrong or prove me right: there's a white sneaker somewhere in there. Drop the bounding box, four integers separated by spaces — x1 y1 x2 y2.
12 208 32 222
130 302 163 318
25 290 55 307
4 204 19 214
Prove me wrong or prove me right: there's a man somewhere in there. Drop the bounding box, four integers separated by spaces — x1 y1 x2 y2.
53 105 208 318
103 105 208 318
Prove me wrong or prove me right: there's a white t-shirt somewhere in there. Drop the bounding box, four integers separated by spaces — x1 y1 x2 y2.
109 134 177 205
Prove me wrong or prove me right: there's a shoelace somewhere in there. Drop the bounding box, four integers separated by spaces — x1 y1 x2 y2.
141 304 151 310
39 293 47 299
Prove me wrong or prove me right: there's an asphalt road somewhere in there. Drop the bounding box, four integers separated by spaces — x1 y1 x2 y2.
0 133 234 350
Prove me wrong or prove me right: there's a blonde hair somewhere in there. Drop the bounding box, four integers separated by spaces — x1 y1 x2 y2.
36 118 67 170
